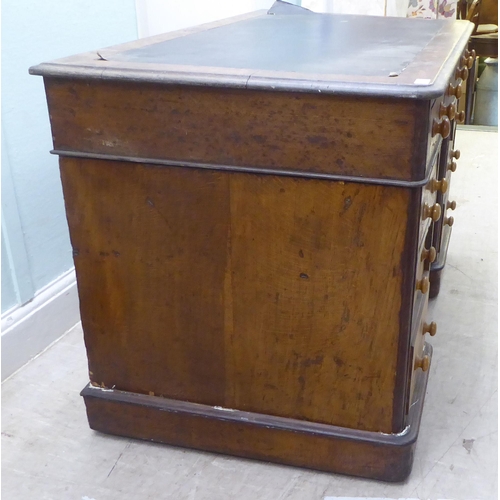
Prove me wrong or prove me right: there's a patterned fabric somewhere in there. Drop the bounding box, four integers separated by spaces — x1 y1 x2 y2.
407 0 458 19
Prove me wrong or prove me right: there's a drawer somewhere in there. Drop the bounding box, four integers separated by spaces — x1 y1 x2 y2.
433 153 458 254
419 160 439 246
441 169 456 232
408 293 435 407
427 49 470 159
415 226 435 293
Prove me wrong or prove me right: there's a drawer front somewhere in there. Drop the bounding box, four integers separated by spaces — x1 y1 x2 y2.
419 159 439 248
408 293 435 408
427 47 470 162
415 226 435 293
433 145 458 253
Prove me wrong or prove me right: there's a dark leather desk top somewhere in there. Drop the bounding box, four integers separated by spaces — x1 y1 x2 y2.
30 6 473 98
112 14 443 78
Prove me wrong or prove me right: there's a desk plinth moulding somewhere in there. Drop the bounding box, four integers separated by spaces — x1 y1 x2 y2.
31 6 472 482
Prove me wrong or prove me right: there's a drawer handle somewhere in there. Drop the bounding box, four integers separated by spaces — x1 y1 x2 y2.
432 116 451 138
456 110 465 124
428 178 448 194
455 66 469 81
439 102 456 121
423 322 437 336
464 49 476 69
448 160 457 172
447 200 457 210
416 276 430 294
421 246 437 263
444 216 454 227
447 82 462 99
414 355 430 372
450 149 460 160
422 203 442 222
460 54 475 70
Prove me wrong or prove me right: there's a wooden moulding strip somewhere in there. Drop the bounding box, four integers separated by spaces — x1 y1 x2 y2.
81 344 432 482
51 149 439 189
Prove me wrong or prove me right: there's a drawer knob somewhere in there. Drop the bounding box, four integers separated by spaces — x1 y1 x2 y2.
447 200 457 210
464 49 476 69
421 246 437 263
444 216 455 227
457 110 465 124
455 66 469 81
447 83 462 99
422 203 442 222
429 178 449 194
432 116 451 138
415 355 431 372
416 276 430 294
439 102 456 120
423 321 437 336
448 160 457 172
450 149 461 160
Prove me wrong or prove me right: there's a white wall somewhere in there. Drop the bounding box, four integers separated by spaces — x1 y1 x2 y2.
1 1 138 314
1 0 138 379
135 0 275 38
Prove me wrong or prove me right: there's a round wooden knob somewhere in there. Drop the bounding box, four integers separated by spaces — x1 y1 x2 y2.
464 49 476 69
432 116 451 138
447 200 457 210
415 355 430 372
450 149 461 160
457 110 465 124
445 216 454 227
422 203 442 222
455 66 469 81
447 83 462 99
429 178 449 194
421 246 437 263
416 276 430 294
439 102 456 120
423 321 437 336
448 160 457 172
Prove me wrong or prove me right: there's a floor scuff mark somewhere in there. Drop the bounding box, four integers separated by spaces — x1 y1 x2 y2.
462 438 475 454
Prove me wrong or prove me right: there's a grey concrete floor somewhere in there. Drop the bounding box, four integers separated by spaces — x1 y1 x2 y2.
2 128 497 500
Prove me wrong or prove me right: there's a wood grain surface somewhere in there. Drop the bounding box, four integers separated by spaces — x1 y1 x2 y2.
46 78 430 182
81 352 432 484
61 157 413 434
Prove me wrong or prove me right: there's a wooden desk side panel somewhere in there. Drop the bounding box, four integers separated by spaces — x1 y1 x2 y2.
47 78 427 182
60 158 412 433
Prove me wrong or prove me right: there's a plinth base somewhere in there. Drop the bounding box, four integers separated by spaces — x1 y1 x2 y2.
82 344 432 482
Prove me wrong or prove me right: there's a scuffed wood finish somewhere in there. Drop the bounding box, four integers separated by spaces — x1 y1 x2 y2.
61 160 230 405
224 173 411 432
31 10 475 480
47 79 429 182
82 347 431 483
60 157 411 433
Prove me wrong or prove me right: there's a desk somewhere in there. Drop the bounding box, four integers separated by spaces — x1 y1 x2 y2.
31 7 473 481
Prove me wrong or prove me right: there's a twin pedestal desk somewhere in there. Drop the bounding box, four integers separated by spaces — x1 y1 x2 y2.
31 9 473 482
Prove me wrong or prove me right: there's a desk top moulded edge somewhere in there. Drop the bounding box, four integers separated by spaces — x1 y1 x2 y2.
29 10 474 99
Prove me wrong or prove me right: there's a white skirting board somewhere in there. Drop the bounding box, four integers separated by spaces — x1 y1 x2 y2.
1 269 80 381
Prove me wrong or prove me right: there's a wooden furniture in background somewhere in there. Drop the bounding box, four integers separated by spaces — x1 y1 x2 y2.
459 0 498 123
31 7 473 482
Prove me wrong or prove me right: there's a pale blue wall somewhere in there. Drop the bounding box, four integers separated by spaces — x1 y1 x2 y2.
1 1 138 313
